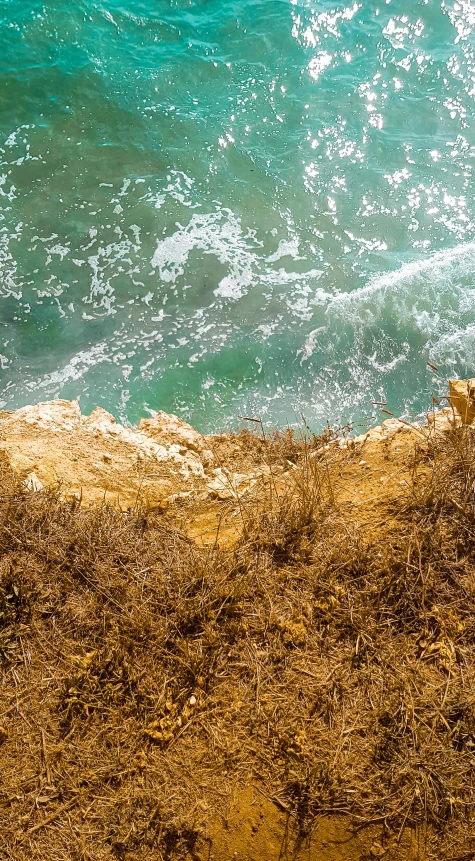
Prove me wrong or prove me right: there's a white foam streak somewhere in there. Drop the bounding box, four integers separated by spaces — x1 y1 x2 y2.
297 242 475 369
151 211 322 303
0 225 23 299
29 343 110 391
151 211 259 299
327 241 475 325
431 324 475 368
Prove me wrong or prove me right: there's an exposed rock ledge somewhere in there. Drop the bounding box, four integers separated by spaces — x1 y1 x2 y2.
0 399 288 509
0 400 216 508
0 378 473 510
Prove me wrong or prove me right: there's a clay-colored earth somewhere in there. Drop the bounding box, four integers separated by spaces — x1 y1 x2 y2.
196 787 425 860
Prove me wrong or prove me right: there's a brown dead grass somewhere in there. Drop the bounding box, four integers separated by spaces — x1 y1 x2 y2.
1 422 475 859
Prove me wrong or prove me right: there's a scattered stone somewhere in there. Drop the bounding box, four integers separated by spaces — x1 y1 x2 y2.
201 449 215 466
206 468 235 500
23 472 44 493
205 467 264 500
164 490 194 504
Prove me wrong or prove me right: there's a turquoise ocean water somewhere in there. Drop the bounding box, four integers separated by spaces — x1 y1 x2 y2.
1 0 475 431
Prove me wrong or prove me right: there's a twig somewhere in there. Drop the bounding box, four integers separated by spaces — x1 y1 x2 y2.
41 728 52 785
27 794 82 834
252 784 296 818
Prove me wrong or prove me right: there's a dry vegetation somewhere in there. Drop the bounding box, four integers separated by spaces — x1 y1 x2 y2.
2 422 475 860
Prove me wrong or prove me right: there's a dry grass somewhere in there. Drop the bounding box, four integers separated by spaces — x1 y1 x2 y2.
1 423 475 859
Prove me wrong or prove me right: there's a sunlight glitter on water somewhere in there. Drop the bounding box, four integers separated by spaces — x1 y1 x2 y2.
1 0 475 431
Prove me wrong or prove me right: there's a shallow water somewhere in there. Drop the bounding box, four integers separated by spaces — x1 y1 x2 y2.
1 0 475 431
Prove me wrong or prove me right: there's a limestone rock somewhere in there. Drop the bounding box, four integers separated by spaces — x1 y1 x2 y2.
83 407 118 435
0 399 209 508
201 449 215 467
427 406 460 433
206 468 260 500
82 408 205 477
139 411 205 452
449 378 475 425
6 399 82 432
23 471 45 493
206 469 238 500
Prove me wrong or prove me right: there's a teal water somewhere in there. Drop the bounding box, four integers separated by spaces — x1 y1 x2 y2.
1 0 475 431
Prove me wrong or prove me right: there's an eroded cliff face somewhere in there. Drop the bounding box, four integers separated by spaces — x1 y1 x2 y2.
1 383 475 861
0 400 215 508
0 400 295 511
0 379 469 516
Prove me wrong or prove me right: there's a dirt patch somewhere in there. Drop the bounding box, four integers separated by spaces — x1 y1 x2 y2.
199 786 426 860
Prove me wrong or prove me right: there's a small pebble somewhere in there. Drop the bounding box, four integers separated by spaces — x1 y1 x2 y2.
189 695 197 707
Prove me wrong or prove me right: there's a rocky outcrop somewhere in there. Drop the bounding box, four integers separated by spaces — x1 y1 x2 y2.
138 411 209 454
0 383 473 510
0 400 290 509
0 400 213 508
449 378 475 425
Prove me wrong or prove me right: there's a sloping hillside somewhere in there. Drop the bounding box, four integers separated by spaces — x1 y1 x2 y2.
1 384 475 860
